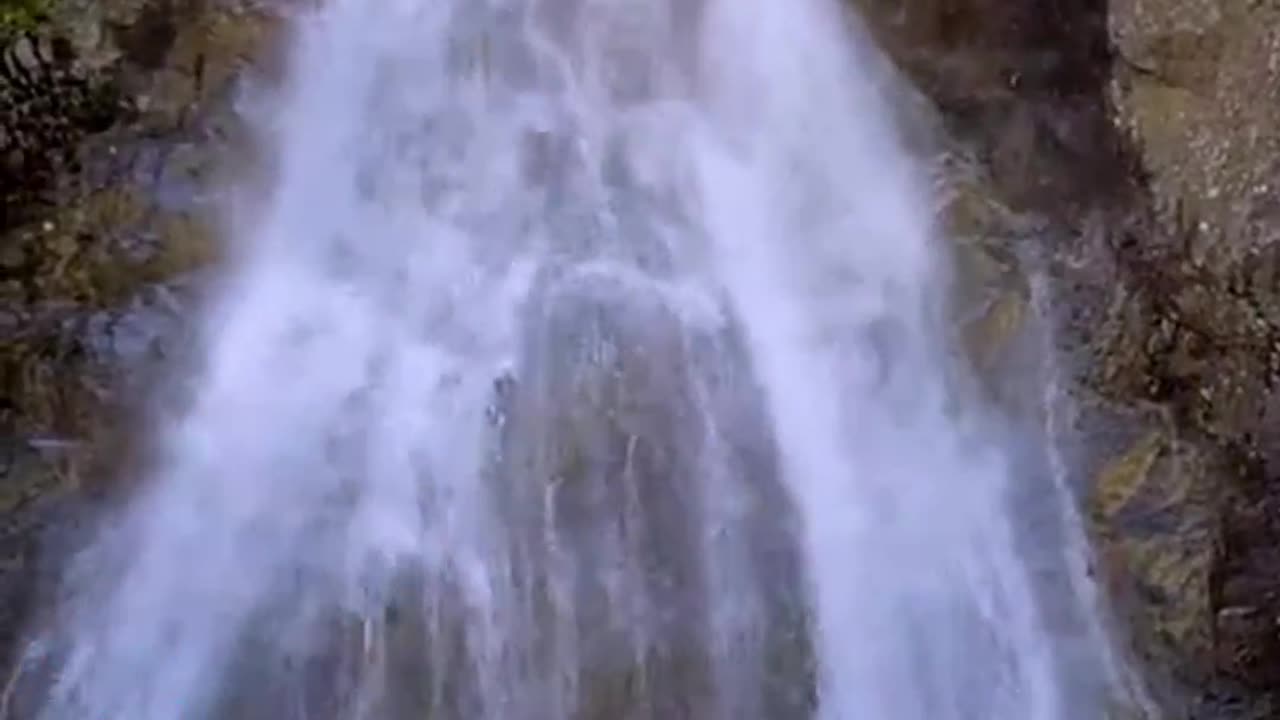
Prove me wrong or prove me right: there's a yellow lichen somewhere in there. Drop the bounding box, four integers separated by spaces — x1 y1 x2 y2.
964 291 1027 370
1092 432 1165 522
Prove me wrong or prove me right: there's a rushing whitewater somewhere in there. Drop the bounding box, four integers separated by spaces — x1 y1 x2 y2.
15 0 1127 718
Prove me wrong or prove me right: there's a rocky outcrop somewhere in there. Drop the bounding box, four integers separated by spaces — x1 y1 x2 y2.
0 0 281 687
1110 0 1280 252
852 0 1280 717
1097 2 1280 714
0 32 120 226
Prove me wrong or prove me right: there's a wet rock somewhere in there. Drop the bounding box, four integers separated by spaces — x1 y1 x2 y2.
0 439 82 706
0 0 282 698
1089 428 1219 689
850 0 1128 217
1064 215 1280 715
851 0 1280 714
495 270 814 718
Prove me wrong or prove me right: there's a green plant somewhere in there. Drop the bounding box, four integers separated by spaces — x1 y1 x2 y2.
0 0 53 40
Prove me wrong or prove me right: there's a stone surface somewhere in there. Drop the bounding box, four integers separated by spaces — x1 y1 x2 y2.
851 0 1280 716
1099 1 1280 714
1110 0 1280 253
0 0 282 690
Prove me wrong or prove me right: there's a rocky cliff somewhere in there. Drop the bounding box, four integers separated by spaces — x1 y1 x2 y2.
3 0 1279 717
853 0 1280 717
0 0 282 693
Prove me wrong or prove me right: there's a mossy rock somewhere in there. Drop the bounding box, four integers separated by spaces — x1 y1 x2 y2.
1102 438 1213 649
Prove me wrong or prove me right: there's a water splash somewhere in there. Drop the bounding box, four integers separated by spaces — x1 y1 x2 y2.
19 1 1124 718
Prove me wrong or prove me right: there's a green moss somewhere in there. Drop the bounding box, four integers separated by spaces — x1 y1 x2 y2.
0 0 54 39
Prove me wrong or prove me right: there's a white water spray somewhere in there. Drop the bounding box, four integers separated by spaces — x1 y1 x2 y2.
19 1 1125 718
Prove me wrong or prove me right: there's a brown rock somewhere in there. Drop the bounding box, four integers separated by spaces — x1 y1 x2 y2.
854 0 1280 714
0 0 282 692
1110 0 1280 252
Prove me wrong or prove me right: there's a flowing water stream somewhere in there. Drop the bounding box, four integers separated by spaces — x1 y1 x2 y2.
16 0 1129 717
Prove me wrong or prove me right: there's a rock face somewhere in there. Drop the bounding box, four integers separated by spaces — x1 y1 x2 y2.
853 0 1280 717
1110 0 1280 251
494 271 813 718
1101 2 1280 714
0 0 281 687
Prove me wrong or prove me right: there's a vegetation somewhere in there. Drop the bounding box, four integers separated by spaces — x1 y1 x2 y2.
0 0 52 39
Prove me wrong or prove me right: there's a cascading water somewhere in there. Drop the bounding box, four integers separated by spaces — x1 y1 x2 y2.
13 0 1131 718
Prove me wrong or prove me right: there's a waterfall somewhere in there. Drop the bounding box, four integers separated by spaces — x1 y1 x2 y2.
16 0 1122 718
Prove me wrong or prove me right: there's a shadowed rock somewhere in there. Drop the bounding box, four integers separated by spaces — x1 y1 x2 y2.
487 267 815 720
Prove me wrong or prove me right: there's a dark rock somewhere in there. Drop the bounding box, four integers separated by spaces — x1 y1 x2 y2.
849 0 1280 715
0 0 282 706
0 29 122 227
